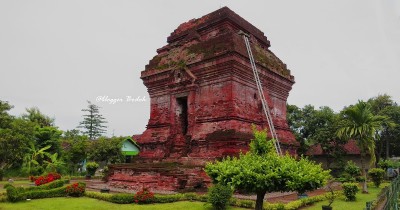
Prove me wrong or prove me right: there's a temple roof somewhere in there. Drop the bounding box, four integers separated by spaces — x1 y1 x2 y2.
167 7 270 47
143 7 294 81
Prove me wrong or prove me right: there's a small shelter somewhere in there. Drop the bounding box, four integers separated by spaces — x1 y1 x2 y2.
121 138 140 162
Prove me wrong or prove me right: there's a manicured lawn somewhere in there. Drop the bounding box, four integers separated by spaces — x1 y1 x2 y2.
303 184 387 210
0 197 247 210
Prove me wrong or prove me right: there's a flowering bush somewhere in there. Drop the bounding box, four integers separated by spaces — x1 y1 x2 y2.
65 182 86 197
33 172 62 186
133 188 155 204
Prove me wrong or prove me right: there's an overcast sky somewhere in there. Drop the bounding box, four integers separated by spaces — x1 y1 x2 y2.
1 0 399 136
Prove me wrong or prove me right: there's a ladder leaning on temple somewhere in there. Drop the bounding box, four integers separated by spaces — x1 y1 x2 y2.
239 31 282 156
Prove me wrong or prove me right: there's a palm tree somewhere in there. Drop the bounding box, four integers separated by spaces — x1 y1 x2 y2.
337 101 389 193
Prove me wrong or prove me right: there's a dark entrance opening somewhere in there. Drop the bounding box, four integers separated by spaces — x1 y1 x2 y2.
176 97 188 135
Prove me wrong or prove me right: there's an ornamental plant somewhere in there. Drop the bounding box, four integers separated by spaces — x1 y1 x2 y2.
368 168 385 187
133 188 155 204
207 184 233 210
205 128 330 210
86 161 99 176
342 182 359 201
33 172 61 186
65 182 86 197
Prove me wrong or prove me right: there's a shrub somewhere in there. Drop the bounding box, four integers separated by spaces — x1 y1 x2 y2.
342 182 359 201
368 168 385 187
24 185 68 199
85 191 113 202
207 184 233 210
5 185 26 202
86 162 99 176
133 188 155 204
339 161 363 183
33 172 62 186
27 179 64 191
110 193 134 204
154 194 183 203
344 161 361 177
65 182 86 197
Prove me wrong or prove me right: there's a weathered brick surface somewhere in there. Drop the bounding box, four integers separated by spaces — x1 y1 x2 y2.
110 7 298 191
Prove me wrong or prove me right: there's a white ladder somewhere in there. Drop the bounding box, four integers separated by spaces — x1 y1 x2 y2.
240 31 282 156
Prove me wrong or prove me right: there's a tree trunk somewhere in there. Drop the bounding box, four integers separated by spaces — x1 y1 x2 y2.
360 153 369 193
255 190 267 210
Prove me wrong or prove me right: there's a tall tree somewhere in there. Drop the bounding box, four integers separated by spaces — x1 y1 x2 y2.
0 100 14 129
0 101 36 176
22 107 54 127
78 101 107 140
87 136 124 164
205 129 329 210
337 101 390 193
61 132 88 173
287 104 344 163
367 94 399 160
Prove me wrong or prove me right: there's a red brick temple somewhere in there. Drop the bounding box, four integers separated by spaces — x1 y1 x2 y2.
108 7 298 191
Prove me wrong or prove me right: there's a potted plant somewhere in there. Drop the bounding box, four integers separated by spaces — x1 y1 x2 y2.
86 161 99 179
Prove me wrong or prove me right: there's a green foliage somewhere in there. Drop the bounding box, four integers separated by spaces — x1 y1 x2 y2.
205 129 330 210
44 153 65 173
0 118 35 171
337 101 390 166
23 143 51 175
5 185 26 202
207 184 233 210
60 133 88 174
110 193 135 204
286 104 343 157
87 137 125 164
4 180 82 202
337 100 392 192
342 182 359 201
154 194 184 203
24 179 65 191
84 191 113 201
344 161 361 177
22 107 54 127
339 161 362 183
249 126 274 156
86 161 99 176
378 159 400 170
78 101 107 140
23 185 68 199
368 168 385 187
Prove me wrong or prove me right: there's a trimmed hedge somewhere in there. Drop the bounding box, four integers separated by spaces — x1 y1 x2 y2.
24 185 69 199
110 193 134 204
5 182 85 202
24 179 65 191
84 191 206 204
5 185 26 202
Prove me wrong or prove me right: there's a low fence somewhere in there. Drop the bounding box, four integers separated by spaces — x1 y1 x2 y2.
365 175 400 210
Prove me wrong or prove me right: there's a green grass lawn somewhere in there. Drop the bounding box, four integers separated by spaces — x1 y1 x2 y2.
0 197 247 210
303 184 387 210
